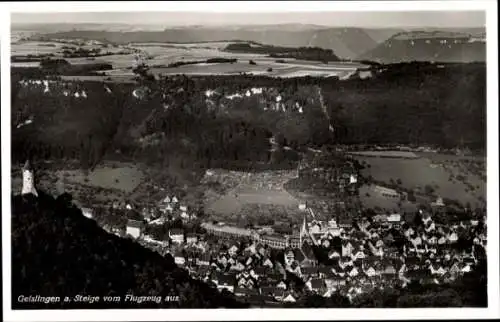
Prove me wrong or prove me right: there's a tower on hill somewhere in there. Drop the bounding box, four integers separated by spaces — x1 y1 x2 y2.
21 160 38 197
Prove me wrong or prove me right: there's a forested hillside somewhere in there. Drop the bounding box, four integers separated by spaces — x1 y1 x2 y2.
11 62 486 174
11 192 246 309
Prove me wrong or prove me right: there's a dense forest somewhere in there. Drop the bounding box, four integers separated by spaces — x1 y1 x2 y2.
224 42 340 62
11 192 246 309
11 62 486 174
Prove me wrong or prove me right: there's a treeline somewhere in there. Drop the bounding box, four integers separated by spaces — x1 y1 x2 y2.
224 42 340 62
11 192 246 309
12 59 113 76
167 57 237 68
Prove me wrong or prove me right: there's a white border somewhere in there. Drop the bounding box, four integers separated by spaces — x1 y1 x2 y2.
1 1 499 321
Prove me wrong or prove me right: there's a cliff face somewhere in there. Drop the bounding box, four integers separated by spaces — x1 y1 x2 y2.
11 192 246 309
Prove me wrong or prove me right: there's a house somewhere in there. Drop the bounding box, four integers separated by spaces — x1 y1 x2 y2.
383 265 397 276
171 196 179 203
387 213 401 224
352 249 366 261
186 233 198 244
447 232 459 243
197 253 211 266
339 218 353 229
411 236 422 246
126 219 144 238
228 244 239 256
234 287 258 297
282 293 297 303
263 258 274 269
307 278 326 293
364 266 378 277
174 250 185 266
284 249 295 266
271 288 286 301
81 207 94 219
328 249 341 259
342 241 354 257
302 266 319 278
404 227 415 238
276 280 287 290
214 273 235 293
230 261 245 272
348 266 359 277
169 228 184 244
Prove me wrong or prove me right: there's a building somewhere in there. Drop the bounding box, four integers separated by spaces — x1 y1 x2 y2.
81 207 94 219
259 234 288 249
374 185 400 199
21 160 38 197
169 228 185 244
126 219 144 239
186 233 198 244
201 222 254 239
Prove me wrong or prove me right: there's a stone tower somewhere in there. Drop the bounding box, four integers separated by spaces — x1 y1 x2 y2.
21 160 38 197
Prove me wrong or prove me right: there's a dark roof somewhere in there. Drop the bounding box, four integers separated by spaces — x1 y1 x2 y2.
127 219 144 228
301 243 316 261
310 278 325 290
169 228 184 235
292 249 305 262
260 286 275 296
302 266 319 275
217 273 235 286
234 287 258 296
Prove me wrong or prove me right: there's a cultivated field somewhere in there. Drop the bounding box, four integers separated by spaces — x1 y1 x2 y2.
12 38 364 79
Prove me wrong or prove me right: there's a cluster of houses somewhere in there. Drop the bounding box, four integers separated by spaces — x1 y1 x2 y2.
125 195 486 304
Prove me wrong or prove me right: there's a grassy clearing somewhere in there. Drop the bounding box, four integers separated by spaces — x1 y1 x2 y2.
356 153 485 205
58 165 144 193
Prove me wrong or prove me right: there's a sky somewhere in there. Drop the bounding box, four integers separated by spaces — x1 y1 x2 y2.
11 11 486 28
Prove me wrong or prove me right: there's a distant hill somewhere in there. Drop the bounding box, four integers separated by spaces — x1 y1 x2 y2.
11 192 246 309
25 26 401 59
358 30 486 63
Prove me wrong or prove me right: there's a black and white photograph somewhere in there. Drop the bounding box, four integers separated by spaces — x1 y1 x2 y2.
2 1 499 321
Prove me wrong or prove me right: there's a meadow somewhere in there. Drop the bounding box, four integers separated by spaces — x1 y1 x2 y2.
355 153 485 206
58 165 144 193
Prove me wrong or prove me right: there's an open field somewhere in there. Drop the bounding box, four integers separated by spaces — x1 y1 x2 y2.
202 168 302 217
355 153 485 206
11 41 67 56
12 39 364 79
57 165 144 193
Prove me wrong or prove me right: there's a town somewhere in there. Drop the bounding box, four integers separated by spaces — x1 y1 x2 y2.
20 156 487 306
